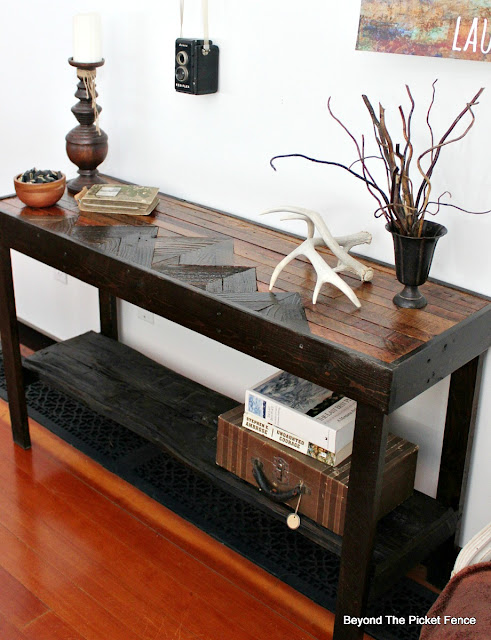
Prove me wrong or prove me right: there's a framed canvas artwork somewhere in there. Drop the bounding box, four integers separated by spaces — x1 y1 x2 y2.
357 1 491 62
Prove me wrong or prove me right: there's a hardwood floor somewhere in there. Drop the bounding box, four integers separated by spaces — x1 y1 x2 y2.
0 329 433 639
0 397 366 640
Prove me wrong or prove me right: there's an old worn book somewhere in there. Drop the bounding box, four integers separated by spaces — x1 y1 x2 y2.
242 410 353 466
78 185 159 215
245 370 356 454
78 196 159 215
217 405 418 535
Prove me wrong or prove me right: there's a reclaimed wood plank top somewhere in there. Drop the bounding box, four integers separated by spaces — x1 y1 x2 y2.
1 181 489 413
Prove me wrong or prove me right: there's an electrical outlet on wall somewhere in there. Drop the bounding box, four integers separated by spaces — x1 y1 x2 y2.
54 269 67 284
137 308 154 324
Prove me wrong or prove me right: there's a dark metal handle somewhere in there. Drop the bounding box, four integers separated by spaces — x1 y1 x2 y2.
252 459 303 502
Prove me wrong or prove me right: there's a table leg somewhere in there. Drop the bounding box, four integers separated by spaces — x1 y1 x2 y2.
0 243 31 448
99 290 118 341
438 354 483 514
333 403 389 640
427 354 484 586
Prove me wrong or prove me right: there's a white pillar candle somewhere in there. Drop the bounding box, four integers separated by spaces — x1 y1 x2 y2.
72 13 102 63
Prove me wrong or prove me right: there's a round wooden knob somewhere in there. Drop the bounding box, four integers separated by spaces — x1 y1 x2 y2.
286 513 301 530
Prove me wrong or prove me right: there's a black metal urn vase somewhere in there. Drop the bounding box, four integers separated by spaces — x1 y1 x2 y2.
386 220 447 309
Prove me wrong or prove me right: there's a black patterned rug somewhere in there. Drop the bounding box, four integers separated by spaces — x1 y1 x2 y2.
0 352 436 640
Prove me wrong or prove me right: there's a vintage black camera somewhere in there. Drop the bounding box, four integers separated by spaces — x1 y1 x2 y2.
175 38 219 95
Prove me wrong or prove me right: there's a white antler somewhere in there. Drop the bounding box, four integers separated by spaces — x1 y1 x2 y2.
262 206 373 308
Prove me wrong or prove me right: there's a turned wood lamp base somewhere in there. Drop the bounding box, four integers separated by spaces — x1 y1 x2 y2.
66 58 108 195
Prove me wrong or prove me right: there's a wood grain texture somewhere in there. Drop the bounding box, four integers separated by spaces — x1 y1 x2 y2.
152 236 234 266
1 187 489 413
152 264 258 293
438 355 484 513
0 401 337 640
217 291 311 334
334 404 389 640
2 188 488 370
0 242 30 448
0 613 31 640
0 566 47 629
70 225 158 268
0 210 395 410
22 331 457 595
98 290 118 340
22 612 89 640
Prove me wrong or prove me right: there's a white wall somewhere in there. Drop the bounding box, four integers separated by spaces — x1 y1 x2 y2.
1 1 490 545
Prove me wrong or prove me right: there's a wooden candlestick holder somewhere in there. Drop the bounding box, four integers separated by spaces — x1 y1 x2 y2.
66 58 108 195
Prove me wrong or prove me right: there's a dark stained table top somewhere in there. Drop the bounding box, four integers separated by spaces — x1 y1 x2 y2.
1 180 489 413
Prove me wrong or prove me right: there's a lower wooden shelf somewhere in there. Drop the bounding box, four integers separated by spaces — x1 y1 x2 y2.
23 330 457 600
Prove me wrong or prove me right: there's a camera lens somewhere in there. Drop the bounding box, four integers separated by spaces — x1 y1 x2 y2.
175 66 189 82
176 51 189 65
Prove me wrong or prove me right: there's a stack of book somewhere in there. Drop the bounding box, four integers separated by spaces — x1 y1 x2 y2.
243 370 356 466
77 184 160 215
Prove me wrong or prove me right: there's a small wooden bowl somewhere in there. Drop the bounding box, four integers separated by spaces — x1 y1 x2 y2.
14 173 66 208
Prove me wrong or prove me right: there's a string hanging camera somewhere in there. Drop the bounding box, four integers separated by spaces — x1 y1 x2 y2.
175 0 219 94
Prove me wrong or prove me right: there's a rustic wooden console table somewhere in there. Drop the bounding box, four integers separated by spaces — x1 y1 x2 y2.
0 181 489 640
